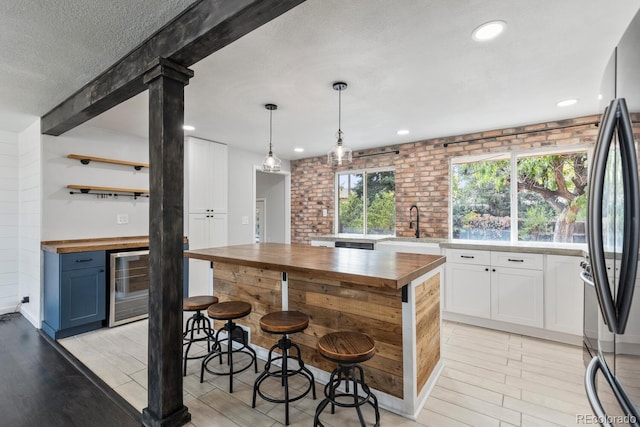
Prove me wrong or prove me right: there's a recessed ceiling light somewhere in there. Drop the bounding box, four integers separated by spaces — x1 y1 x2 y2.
294 148 304 153
597 94 603 100
183 125 195 131
472 20 507 42
397 129 410 135
557 98 578 107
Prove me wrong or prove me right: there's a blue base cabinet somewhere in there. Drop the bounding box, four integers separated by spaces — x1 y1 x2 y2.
42 250 106 340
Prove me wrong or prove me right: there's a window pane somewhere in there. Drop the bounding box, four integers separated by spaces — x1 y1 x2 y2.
366 171 395 235
452 159 511 241
517 152 588 243
338 173 364 234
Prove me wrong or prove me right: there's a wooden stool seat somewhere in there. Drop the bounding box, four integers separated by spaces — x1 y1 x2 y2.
183 295 218 311
207 301 251 320
317 331 376 364
260 310 309 334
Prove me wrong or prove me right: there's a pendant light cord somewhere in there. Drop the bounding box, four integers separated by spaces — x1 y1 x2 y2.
269 108 273 152
338 87 342 135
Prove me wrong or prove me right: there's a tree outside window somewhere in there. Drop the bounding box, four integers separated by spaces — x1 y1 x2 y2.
337 169 395 236
451 149 588 243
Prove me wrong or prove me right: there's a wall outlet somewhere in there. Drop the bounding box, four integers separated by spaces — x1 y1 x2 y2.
21 296 29 304
322 209 328 217
241 216 249 225
117 213 129 225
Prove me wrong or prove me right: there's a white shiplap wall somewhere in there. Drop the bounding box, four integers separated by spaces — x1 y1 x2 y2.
0 129 19 314
18 120 41 327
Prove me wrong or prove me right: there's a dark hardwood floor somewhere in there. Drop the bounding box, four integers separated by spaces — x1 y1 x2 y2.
0 312 140 427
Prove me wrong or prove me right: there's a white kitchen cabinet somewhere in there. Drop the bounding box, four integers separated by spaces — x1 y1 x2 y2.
444 249 544 328
188 213 228 296
187 137 228 214
491 265 543 328
544 255 583 335
445 262 491 318
186 136 229 296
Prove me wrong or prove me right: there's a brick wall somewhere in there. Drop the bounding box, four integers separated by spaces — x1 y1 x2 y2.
290 115 599 244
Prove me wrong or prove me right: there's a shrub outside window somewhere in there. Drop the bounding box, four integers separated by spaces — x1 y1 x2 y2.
336 168 395 236
451 148 588 244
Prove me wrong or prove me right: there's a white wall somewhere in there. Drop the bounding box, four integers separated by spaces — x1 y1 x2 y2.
41 125 149 240
256 171 286 243
0 129 19 315
227 146 290 245
18 120 41 327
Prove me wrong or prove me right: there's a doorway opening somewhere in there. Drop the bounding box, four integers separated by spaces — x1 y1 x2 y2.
254 169 290 244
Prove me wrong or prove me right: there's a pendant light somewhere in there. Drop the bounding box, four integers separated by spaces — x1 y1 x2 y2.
327 82 352 166
262 103 282 172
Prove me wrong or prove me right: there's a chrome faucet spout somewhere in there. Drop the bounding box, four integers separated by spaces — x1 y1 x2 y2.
409 205 420 238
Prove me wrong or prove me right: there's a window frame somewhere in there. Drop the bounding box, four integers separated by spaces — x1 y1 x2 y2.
449 145 593 244
334 166 396 236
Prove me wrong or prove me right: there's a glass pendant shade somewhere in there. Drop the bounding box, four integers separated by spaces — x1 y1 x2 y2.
328 82 352 166
327 130 352 166
263 146 282 172
262 103 281 172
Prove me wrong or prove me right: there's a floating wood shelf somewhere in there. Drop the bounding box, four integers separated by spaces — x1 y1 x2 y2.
67 154 149 170
67 185 149 199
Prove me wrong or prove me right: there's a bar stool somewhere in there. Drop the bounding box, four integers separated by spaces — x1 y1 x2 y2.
200 301 258 393
252 311 316 425
182 295 218 376
313 331 380 427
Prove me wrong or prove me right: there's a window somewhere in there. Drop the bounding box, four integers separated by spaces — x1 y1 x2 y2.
451 148 588 243
336 168 395 236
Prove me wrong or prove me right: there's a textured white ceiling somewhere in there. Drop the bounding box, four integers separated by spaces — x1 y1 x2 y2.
3 0 640 161
0 0 196 132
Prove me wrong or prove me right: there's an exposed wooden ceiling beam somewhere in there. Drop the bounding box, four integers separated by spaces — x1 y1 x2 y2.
41 0 307 136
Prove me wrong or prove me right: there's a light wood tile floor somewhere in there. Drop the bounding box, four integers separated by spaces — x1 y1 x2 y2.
59 319 593 426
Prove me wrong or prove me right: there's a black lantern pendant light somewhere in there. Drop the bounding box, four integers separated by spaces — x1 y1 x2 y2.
262 103 282 172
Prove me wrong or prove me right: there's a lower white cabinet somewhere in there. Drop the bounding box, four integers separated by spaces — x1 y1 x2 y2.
445 249 544 328
491 266 543 327
445 262 491 318
188 213 228 296
544 255 583 335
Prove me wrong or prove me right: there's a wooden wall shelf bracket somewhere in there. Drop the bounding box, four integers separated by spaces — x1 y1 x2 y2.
67 154 149 170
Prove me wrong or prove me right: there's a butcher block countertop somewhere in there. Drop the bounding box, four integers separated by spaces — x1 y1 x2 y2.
185 243 445 289
41 236 188 254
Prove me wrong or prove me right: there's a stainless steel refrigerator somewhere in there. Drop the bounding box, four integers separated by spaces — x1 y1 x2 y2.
583 9 640 427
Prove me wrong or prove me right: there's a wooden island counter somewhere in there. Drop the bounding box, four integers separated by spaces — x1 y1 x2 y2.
185 243 445 418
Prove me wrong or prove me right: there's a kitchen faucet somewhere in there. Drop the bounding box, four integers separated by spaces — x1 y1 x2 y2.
409 205 420 238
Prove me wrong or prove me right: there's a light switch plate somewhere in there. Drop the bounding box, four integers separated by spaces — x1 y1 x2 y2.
242 216 249 225
117 213 129 224
322 209 328 217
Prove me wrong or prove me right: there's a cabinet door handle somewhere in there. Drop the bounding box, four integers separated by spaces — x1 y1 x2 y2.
492 269 496 272
460 255 475 259
75 258 93 263
485 268 489 272
508 258 524 263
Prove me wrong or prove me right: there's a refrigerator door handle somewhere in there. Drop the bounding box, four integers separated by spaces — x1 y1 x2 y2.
588 99 620 332
585 357 614 427
585 356 640 427
614 98 640 333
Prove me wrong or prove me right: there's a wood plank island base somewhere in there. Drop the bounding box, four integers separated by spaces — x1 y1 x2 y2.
185 243 445 419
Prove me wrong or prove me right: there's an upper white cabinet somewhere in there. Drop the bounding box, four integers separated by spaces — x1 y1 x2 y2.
544 255 583 335
187 137 228 214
